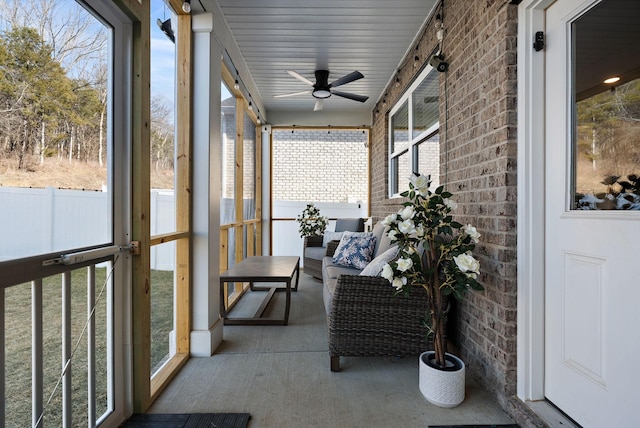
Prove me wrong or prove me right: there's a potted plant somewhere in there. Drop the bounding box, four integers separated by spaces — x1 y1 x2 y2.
380 173 483 407
297 202 328 240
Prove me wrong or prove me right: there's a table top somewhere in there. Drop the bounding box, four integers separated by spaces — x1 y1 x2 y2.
220 256 300 282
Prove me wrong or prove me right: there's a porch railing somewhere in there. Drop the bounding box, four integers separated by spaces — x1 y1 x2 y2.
1 246 125 428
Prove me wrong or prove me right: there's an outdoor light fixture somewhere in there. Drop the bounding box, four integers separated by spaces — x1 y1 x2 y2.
248 101 253 111
182 0 191 13
604 76 620 84
156 18 175 43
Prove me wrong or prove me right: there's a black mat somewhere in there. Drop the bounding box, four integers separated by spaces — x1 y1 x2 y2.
429 425 520 428
120 413 251 428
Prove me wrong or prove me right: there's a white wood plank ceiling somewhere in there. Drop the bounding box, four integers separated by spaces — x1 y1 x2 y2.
203 0 438 122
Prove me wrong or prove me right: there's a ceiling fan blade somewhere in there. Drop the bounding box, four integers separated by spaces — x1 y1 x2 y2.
274 90 312 98
314 99 324 111
286 70 314 86
329 71 364 88
331 90 369 103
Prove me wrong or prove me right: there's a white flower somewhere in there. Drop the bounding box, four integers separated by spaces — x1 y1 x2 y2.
396 257 413 272
381 264 394 281
409 173 430 195
381 213 397 226
400 205 415 220
444 198 457 210
463 224 481 243
398 219 416 235
387 229 398 242
454 253 480 274
391 276 407 290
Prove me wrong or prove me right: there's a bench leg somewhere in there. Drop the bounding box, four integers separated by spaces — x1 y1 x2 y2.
330 356 341 372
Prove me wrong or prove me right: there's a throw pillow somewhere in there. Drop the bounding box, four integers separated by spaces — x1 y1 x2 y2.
332 232 376 270
323 231 344 247
359 246 400 277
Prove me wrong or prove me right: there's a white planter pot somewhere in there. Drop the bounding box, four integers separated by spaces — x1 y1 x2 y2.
418 351 465 408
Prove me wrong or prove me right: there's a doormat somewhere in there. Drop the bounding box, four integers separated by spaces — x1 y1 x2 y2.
120 413 251 428
429 425 520 428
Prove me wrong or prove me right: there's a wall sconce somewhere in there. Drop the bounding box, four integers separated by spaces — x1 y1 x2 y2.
182 1 191 13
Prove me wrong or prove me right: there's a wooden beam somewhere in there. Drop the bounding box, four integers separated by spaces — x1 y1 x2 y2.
174 12 192 357
150 231 189 246
255 124 263 256
130 2 152 413
235 98 244 264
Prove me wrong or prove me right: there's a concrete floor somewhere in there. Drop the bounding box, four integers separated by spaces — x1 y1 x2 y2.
149 273 516 428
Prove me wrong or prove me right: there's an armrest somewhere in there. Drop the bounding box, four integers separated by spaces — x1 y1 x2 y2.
328 274 430 359
325 239 341 257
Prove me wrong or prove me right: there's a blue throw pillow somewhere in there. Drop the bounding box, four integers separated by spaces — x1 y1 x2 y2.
332 232 377 269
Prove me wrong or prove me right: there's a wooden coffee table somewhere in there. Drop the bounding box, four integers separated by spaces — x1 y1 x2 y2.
219 256 300 325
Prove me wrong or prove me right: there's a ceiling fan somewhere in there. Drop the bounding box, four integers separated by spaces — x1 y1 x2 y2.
274 70 369 111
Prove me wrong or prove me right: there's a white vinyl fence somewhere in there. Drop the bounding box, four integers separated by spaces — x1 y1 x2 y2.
1 187 368 268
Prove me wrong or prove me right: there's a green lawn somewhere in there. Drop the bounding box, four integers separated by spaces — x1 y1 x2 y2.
4 267 173 427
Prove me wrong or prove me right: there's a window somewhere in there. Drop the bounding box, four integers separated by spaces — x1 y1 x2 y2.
572 0 640 210
389 66 440 197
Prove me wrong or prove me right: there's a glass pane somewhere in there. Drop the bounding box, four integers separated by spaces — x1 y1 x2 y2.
416 132 440 190
412 71 439 138
150 244 175 374
243 112 256 221
391 100 409 153
150 0 176 228
221 83 236 224
572 1 640 210
0 1 111 260
394 151 411 195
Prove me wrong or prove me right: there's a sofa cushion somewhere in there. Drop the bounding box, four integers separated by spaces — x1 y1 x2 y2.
304 246 326 261
359 246 399 277
335 218 365 232
324 258 362 280
370 221 395 258
332 232 376 269
322 256 362 315
322 231 344 247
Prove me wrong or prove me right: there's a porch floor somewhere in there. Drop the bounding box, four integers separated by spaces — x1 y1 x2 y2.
149 273 515 427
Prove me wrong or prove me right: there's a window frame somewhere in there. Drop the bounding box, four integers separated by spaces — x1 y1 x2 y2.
388 65 440 198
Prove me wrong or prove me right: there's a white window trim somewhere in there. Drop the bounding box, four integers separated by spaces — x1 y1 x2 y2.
388 64 440 198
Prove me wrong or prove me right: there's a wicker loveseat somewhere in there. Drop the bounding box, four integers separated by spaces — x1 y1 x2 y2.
303 218 365 280
322 222 430 371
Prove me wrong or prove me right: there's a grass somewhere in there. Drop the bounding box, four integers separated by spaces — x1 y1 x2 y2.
4 266 173 427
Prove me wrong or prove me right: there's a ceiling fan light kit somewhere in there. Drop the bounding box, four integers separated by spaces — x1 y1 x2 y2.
276 69 369 111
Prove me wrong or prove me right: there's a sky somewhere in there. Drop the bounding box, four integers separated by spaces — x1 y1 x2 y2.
150 0 177 106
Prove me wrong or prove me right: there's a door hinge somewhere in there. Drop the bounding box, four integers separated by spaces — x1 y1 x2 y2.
534 31 545 51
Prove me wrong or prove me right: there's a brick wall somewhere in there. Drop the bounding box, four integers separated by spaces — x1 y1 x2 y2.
370 0 525 423
272 129 369 204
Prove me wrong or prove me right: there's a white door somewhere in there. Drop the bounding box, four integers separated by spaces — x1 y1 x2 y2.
545 0 640 426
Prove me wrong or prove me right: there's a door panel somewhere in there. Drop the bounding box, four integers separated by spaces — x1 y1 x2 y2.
544 1 640 426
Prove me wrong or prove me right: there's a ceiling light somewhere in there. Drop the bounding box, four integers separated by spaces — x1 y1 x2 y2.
312 89 331 99
604 76 620 84
182 1 191 13
248 101 253 111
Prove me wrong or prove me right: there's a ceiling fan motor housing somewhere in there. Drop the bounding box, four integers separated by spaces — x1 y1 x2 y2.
312 70 332 98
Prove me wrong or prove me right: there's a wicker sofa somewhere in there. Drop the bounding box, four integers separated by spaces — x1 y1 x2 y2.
322 222 430 371
303 218 365 280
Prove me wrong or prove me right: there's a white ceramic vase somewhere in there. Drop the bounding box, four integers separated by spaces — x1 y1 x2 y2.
418 351 465 408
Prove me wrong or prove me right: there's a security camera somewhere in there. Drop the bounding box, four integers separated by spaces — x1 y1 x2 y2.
429 53 449 73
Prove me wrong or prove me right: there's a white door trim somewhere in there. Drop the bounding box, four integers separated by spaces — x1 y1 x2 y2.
516 0 554 402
